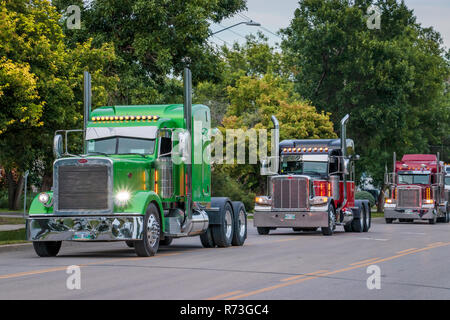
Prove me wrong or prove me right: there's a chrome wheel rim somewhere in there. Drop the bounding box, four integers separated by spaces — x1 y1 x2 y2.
365 209 370 227
238 209 246 238
225 210 233 239
329 208 335 229
146 214 160 247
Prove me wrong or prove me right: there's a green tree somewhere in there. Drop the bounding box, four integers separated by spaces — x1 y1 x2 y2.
0 0 119 209
53 0 247 104
281 0 450 200
220 74 336 193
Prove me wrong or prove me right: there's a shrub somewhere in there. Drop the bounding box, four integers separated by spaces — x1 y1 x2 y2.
212 170 255 212
355 191 376 207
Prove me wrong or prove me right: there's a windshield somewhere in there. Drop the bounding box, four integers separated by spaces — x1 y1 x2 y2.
398 174 430 185
281 160 328 176
88 137 156 155
445 176 450 186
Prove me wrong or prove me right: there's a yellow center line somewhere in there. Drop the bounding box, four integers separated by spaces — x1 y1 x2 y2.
222 242 450 300
349 257 381 266
396 248 417 254
280 270 329 282
0 252 181 280
205 290 243 300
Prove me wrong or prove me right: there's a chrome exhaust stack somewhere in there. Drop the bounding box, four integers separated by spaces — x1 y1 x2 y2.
340 114 350 208
271 115 280 174
83 71 91 153
180 67 208 236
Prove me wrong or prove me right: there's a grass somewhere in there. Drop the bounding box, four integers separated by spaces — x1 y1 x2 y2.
0 217 26 225
0 228 28 245
371 212 384 218
0 208 22 213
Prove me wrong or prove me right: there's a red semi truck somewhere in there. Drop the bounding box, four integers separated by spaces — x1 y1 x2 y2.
384 154 449 224
253 115 371 236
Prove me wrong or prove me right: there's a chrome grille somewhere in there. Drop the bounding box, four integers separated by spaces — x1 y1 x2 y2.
397 188 421 208
55 159 112 212
272 176 308 209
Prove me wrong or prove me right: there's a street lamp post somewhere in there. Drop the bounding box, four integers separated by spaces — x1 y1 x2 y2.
211 20 260 35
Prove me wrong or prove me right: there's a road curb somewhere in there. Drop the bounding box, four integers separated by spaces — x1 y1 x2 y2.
0 242 32 253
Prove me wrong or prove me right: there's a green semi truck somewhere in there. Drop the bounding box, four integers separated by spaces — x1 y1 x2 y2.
26 69 247 257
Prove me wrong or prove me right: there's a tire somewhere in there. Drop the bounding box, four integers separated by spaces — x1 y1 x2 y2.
429 215 437 225
159 237 173 246
385 218 394 224
351 207 364 233
200 227 215 248
212 201 234 247
134 203 161 257
231 201 247 246
33 241 61 257
321 204 336 236
125 241 134 248
257 227 270 235
344 222 352 232
363 203 371 232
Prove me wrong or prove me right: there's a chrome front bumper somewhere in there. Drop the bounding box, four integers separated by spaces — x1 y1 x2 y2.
26 215 144 241
253 210 328 228
384 207 435 220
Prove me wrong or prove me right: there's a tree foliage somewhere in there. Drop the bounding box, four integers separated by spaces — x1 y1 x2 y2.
0 0 118 209
53 0 247 104
281 0 450 187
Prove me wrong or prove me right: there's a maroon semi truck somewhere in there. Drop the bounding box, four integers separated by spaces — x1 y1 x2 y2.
384 154 449 224
253 115 371 236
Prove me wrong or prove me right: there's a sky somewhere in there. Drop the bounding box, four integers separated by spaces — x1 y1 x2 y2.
209 0 450 50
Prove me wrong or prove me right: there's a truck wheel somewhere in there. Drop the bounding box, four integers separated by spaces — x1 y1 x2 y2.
351 208 364 233
231 201 247 246
33 241 61 257
321 205 336 236
212 201 234 247
257 227 271 235
125 241 134 248
200 227 215 248
429 215 437 225
344 222 352 232
134 203 161 257
385 218 394 224
159 237 173 246
363 204 371 232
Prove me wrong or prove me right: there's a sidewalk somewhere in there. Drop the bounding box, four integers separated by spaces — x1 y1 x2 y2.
0 224 25 231
0 212 26 232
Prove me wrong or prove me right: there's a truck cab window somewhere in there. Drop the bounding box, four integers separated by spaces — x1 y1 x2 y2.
159 136 172 157
398 174 430 185
88 137 155 155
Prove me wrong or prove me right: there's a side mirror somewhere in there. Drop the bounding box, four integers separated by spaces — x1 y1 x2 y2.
172 130 190 164
342 158 350 175
53 135 63 159
260 156 278 176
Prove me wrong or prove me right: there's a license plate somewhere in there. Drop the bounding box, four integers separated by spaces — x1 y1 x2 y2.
285 214 296 220
73 231 92 240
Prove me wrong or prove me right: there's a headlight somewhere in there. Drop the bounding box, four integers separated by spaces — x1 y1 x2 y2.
255 196 272 206
423 199 433 205
385 198 394 204
115 191 131 206
310 196 329 206
38 192 50 205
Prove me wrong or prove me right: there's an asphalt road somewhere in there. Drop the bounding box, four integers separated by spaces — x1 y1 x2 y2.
0 218 449 300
